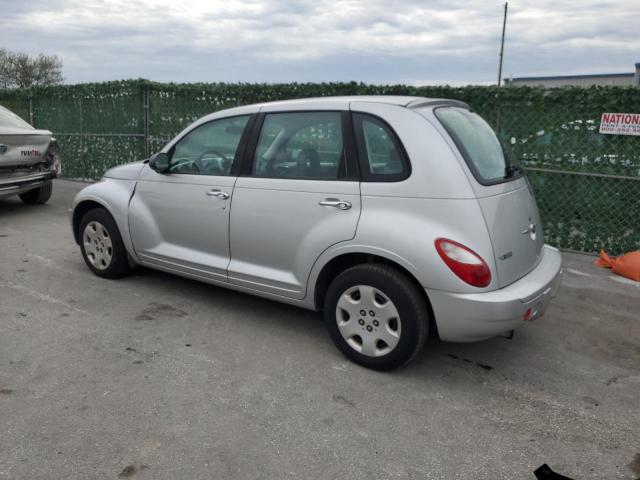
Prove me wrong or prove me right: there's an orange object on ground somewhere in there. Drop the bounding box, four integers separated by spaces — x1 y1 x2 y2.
594 250 640 282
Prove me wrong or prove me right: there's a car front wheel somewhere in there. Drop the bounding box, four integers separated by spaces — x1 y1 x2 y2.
79 208 132 279
324 264 429 371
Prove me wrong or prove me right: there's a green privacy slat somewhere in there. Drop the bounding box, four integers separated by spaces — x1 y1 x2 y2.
1 81 639 254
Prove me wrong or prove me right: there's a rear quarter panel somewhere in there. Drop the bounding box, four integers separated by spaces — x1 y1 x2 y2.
353 196 498 293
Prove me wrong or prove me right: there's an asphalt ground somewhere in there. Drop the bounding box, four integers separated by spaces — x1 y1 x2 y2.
1 179 639 479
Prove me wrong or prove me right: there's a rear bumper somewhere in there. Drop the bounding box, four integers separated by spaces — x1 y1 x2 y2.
427 245 563 342
0 172 55 198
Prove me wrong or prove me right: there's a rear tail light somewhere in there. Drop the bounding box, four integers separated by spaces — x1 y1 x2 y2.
435 238 492 288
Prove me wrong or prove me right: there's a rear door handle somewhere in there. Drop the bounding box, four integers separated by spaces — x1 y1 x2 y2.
206 189 230 200
319 198 352 210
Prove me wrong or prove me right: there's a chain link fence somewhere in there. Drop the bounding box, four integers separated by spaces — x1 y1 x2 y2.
1 80 639 254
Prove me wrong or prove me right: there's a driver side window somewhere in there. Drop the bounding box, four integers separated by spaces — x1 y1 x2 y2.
170 115 250 175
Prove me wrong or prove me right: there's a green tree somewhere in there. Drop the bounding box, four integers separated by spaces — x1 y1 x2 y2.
0 48 64 88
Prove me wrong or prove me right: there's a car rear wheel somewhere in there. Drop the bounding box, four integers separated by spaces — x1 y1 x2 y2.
19 181 52 204
79 208 132 279
324 263 429 371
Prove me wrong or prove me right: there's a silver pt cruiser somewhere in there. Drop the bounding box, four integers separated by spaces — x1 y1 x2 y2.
71 96 562 370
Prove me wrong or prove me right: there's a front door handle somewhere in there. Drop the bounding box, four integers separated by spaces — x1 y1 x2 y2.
319 198 352 210
206 189 230 200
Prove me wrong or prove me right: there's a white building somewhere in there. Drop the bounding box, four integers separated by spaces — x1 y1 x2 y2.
504 63 640 88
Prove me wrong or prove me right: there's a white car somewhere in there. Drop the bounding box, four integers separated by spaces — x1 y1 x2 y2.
0 105 60 203
71 96 562 370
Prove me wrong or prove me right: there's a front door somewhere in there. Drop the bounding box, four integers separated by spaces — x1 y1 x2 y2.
228 110 361 299
129 114 251 282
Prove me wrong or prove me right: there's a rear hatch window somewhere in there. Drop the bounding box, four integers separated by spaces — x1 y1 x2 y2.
435 107 514 185
0 105 34 130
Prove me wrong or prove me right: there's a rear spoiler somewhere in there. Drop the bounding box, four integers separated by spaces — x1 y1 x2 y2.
406 99 470 110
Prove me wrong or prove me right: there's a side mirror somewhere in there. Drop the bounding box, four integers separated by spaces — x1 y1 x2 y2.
149 152 170 173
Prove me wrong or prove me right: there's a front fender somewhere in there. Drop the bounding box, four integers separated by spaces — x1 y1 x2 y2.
71 178 138 262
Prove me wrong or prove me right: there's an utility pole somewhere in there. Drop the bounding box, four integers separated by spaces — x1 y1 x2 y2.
497 2 508 87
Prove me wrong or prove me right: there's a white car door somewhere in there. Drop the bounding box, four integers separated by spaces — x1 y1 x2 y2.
228 107 361 299
128 114 251 282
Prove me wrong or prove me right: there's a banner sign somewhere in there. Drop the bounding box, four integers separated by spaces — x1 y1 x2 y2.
599 112 640 136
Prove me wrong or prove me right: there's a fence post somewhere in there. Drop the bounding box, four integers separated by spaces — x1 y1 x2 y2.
79 96 85 181
495 90 502 134
143 84 150 158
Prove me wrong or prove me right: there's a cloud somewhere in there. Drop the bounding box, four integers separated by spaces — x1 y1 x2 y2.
2 0 639 84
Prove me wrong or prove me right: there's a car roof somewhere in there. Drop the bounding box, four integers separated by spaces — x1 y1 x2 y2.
184 95 470 137
248 95 469 109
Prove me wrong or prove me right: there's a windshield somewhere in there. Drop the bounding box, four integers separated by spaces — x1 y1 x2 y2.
435 107 508 184
0 105 34 130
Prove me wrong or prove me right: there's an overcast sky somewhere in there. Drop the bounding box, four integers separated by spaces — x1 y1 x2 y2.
3 0 639 85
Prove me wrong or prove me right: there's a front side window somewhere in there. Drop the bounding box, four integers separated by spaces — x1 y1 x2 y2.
252 112 344 180
169 115 250 175
353 113 409 181
435 107 508 184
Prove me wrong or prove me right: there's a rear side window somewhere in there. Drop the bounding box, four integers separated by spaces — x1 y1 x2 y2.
435 107 508 184
353 113 409 181
252 111 345 180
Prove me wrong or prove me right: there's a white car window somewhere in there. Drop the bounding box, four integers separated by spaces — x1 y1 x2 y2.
252 112 344 180
169 115 249 176
0 105 33 130
436 107 507 183
353 113 409 181
361 118 404 175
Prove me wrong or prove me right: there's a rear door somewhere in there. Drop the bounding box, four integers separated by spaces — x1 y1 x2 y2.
228 107 361 299
430 107 544 287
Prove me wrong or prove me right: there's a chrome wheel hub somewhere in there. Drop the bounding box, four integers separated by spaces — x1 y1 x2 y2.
336 285 401 357
83 221 113 271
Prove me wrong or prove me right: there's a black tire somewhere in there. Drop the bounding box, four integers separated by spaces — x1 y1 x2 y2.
79 208 132 279
19 181 53 204
324 263 429 371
